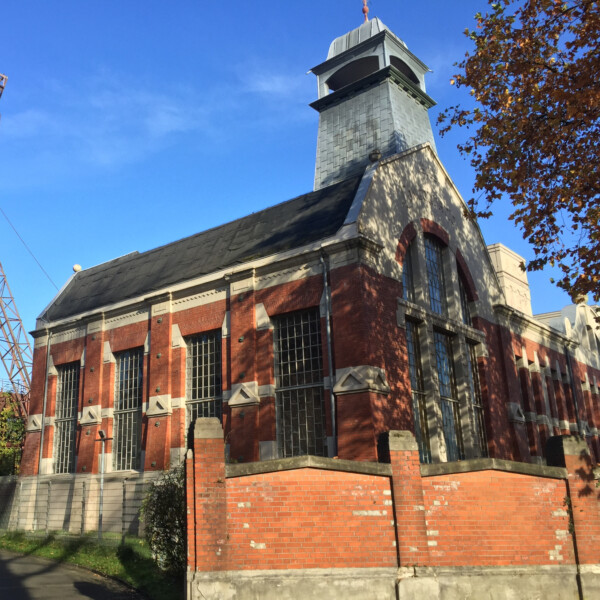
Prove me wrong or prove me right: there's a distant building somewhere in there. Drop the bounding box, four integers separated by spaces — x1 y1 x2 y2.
8 17 599 539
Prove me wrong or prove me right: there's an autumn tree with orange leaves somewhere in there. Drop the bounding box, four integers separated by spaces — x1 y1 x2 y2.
439 0 600 304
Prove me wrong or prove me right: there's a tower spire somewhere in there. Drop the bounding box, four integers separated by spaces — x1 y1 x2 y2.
362 0 369 23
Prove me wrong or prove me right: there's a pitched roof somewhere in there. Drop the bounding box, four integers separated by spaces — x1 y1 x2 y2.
41 175 362 323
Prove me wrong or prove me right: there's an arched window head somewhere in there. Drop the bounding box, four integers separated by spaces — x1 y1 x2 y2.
326 56 380 92
390 56 420 87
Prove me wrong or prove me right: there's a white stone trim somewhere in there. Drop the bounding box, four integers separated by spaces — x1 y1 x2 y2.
101 407 114 419
222 311 231 338
255 262 321 291
172 287 227 313
230 273 255 294
40 458 53 475
333 365 390 396
80 405 102 426
47 353 58 377
228 382 260 407
171 323 185 348
26 414 43 432
507 403 525 424
171 397 185 409
151 298 171 316
170 447 187 466
255 303 273 330
146 395 172 417
103 340 116 364
258 384 276 398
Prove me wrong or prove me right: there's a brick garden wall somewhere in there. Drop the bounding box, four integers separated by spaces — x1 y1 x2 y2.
186 420 600 600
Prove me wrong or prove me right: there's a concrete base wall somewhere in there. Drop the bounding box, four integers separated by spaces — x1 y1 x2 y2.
0 472 159 534
187 568 397 600
187 565 587 600
398 566 581 600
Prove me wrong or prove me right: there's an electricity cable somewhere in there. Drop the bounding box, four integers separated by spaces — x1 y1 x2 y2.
0 206 59 290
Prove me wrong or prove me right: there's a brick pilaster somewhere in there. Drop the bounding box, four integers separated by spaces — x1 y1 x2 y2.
548 434 600 596
191 418 227 571
388 430 429 566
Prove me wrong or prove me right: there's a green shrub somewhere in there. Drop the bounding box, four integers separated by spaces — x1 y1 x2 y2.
140 463 186 574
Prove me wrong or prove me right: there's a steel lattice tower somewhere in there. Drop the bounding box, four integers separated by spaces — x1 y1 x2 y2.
0 262 32 416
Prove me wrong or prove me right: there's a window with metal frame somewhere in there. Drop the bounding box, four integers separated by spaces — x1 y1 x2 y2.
54 362 80 474
402 242 415 303
113 348 143 471
425 236 447 315
274 309 327 458
433 331 465 461
405 320 431 463
186 331 222 425
458 274 472 326
466 343 488 457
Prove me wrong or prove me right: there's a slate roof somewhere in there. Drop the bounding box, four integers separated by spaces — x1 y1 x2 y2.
41 175 362 323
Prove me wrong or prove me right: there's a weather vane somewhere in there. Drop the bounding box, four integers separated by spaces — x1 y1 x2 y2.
362 0 369 23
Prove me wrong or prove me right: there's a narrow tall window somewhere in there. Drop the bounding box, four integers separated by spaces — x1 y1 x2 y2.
433 331 464 461
405 321 431 463
54 362 80 474
466 344 487 457
274 309 327 458
186 331 222 423
113 348 143 471
402 242 415 302
425 236 447 315
458 274 472 326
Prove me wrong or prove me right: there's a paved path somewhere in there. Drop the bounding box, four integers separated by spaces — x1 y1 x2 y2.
0 550 146 599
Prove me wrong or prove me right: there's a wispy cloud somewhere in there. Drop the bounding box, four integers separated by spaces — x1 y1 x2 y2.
0 60 315 188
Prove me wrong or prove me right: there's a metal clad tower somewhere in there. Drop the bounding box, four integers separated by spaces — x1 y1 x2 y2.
310 18 436 190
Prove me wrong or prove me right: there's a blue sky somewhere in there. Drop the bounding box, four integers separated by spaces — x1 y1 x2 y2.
0 0 572 348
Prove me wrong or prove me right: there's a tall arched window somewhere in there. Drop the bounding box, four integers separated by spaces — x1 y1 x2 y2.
398 225 488 463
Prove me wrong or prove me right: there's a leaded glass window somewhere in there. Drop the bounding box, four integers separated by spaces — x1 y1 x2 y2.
113 348 143 471
274 309 327 458
433 331 464 461
54 362 80 474
186 331 222 424
466 344 488 457
402 242 415 302
459 274 471 326
425 236 447 315
406 320 431 463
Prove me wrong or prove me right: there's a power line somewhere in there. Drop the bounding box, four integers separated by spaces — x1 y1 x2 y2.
0 207 59 290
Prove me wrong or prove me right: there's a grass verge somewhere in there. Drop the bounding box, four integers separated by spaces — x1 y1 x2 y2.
0 530 183 600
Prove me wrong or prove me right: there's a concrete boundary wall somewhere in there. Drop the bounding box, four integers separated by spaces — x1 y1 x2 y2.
0 471 160 535
186 420 600 600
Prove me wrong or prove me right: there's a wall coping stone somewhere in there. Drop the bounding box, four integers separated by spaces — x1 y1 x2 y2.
226 455 392 479
388 430 418 452
421 457 567 480
194 418 223 439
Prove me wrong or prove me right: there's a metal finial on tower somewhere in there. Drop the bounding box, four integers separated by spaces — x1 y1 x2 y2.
362 0 369 23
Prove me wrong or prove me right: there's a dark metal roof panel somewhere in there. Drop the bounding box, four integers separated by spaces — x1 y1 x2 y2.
42 175 362 322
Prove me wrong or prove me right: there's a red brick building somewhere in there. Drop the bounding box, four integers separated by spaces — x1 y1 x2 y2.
4 15 599 597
